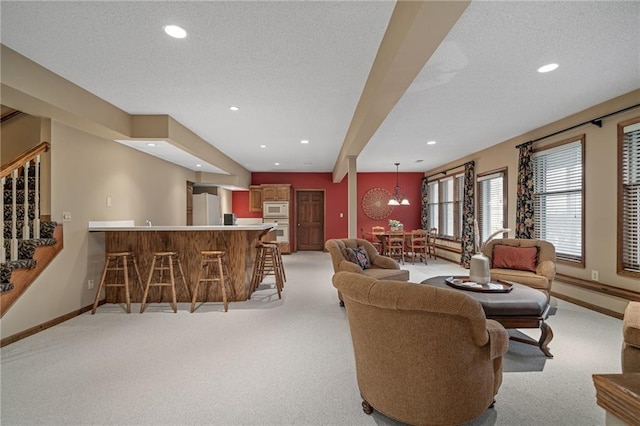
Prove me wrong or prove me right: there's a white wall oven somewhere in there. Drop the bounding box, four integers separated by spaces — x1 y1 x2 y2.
263 202 289 218
263 218 289 243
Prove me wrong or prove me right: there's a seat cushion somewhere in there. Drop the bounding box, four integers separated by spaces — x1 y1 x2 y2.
490 268 550 292
363 268 409 282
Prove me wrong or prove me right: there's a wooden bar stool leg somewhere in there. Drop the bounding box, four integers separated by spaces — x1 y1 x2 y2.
122 255 131 314
190 257 205 313
221 257 235 300
217 257 228 312
175 256 191 300
132 255 144 293
92 255 112 314
168 255 177 313
140 255 157 313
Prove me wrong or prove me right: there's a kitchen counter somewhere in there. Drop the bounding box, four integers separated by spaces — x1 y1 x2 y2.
89 222 276 304
88 222 277 232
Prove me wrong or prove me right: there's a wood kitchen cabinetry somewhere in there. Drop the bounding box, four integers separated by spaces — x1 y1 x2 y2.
262 184 290 201
249 185 263 212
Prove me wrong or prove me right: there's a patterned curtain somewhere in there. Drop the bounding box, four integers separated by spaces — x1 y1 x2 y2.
420 177 429 229
460 161 475 268
516 142 535 238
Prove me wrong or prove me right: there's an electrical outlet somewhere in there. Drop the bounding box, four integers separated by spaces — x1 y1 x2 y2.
62 211 72 222
87 279 94 290
106 196 112 208
591 270 599 281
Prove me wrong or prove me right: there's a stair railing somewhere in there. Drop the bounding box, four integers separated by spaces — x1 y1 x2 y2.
1 142 50 263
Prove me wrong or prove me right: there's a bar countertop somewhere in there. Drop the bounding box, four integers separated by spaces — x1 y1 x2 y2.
88 222 276 232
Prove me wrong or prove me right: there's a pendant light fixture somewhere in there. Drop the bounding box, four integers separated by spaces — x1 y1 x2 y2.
388 163 410 206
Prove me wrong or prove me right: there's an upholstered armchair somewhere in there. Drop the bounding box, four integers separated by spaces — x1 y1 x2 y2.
333 271 509 425
325 238 409 306
482 238 556 302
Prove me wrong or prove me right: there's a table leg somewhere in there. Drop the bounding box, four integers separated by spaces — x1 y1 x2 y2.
539 320 554 358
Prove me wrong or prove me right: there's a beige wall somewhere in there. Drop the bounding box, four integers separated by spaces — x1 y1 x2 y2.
0 122 195 338
426 90 640 314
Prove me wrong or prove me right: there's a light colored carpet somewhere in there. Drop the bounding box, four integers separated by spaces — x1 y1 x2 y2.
0 251 622 425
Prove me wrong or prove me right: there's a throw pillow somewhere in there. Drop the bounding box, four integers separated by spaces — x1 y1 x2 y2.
492 244 539 272
342 247 358 265
352 246 371 270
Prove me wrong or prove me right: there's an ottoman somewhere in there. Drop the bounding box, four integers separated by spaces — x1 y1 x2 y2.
422 276 553 357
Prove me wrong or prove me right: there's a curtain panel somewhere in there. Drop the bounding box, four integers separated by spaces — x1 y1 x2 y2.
516 142 535 238
460 161 475 268
420 177 429 230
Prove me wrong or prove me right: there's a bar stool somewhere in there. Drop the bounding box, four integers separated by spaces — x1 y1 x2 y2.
190 251 234 312
92 252 143 314
140 252 190 313
249 243 284 299
262 241 286 285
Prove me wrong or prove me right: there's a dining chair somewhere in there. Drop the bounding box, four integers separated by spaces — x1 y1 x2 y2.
371 226 385 254
408 229 427 264
427 228 438 259
388 228 405 264
361 227 383 254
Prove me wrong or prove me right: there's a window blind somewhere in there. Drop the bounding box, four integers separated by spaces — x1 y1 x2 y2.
477 172 504 243
622 123 640 272
533 139 583 262
456 174 464 239
427 181 439 232
442 178 454 237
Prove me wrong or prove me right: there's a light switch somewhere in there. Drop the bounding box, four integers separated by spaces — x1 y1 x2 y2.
106 196 112 207
340 213 344 218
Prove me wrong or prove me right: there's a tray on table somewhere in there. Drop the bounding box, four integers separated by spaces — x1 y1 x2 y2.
444 276 513 293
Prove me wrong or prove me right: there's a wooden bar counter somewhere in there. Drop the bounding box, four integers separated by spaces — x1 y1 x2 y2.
88 223 276 303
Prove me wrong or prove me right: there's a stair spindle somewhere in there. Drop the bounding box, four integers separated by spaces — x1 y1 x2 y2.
22 161 30 240
34 155 40 239
11 169 18 261
1 176 5 263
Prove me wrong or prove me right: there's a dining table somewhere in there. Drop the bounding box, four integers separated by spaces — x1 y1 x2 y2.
367 230 411 256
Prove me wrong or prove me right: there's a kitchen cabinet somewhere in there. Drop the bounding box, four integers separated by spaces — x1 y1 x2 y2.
249 185 263 212
262 184 290 201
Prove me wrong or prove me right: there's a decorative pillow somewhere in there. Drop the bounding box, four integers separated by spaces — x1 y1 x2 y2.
341 247 357 264
352 246 371 270
492 244 539 272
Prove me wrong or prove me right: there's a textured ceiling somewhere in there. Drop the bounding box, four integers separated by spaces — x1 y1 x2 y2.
1 1 639 175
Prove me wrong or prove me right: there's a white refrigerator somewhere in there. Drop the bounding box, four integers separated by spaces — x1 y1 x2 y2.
192 193 221 225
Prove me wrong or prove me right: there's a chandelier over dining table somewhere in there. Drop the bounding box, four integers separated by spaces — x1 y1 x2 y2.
388 162 410 206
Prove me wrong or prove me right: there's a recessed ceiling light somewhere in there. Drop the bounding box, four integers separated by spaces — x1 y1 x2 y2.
300 140 309 144
274 163 280 166
229 106 239 111
538 63 559 73
427 141 437 145
164 25 187 39
196 164 202 168
147 143 156 147
260 145 266 148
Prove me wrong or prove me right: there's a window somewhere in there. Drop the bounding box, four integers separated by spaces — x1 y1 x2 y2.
427 173 465 239
477 169 507 243
456 174 464 239
442 177 454 238
533 136 584 264
619 118 640 276
427 181 438 230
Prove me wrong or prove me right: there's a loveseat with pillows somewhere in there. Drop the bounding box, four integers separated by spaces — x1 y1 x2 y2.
325 238 409 306
481 238 556 302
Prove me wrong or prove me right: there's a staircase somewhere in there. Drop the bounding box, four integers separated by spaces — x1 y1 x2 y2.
1 141 63 317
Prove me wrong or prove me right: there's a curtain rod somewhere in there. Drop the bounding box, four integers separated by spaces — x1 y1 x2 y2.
515 103 640 149
424 163 466 180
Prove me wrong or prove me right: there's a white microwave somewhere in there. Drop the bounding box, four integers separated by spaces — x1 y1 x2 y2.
263 202 289 218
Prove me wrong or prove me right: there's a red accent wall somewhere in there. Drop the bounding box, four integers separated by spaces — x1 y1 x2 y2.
231 172 424 248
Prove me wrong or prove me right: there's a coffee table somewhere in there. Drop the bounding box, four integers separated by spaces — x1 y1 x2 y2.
421 276 554 357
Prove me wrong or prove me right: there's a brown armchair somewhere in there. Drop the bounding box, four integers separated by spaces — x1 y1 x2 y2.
622 301 640 373
333 271 509 425
482 238 556 302
325 238 409 306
